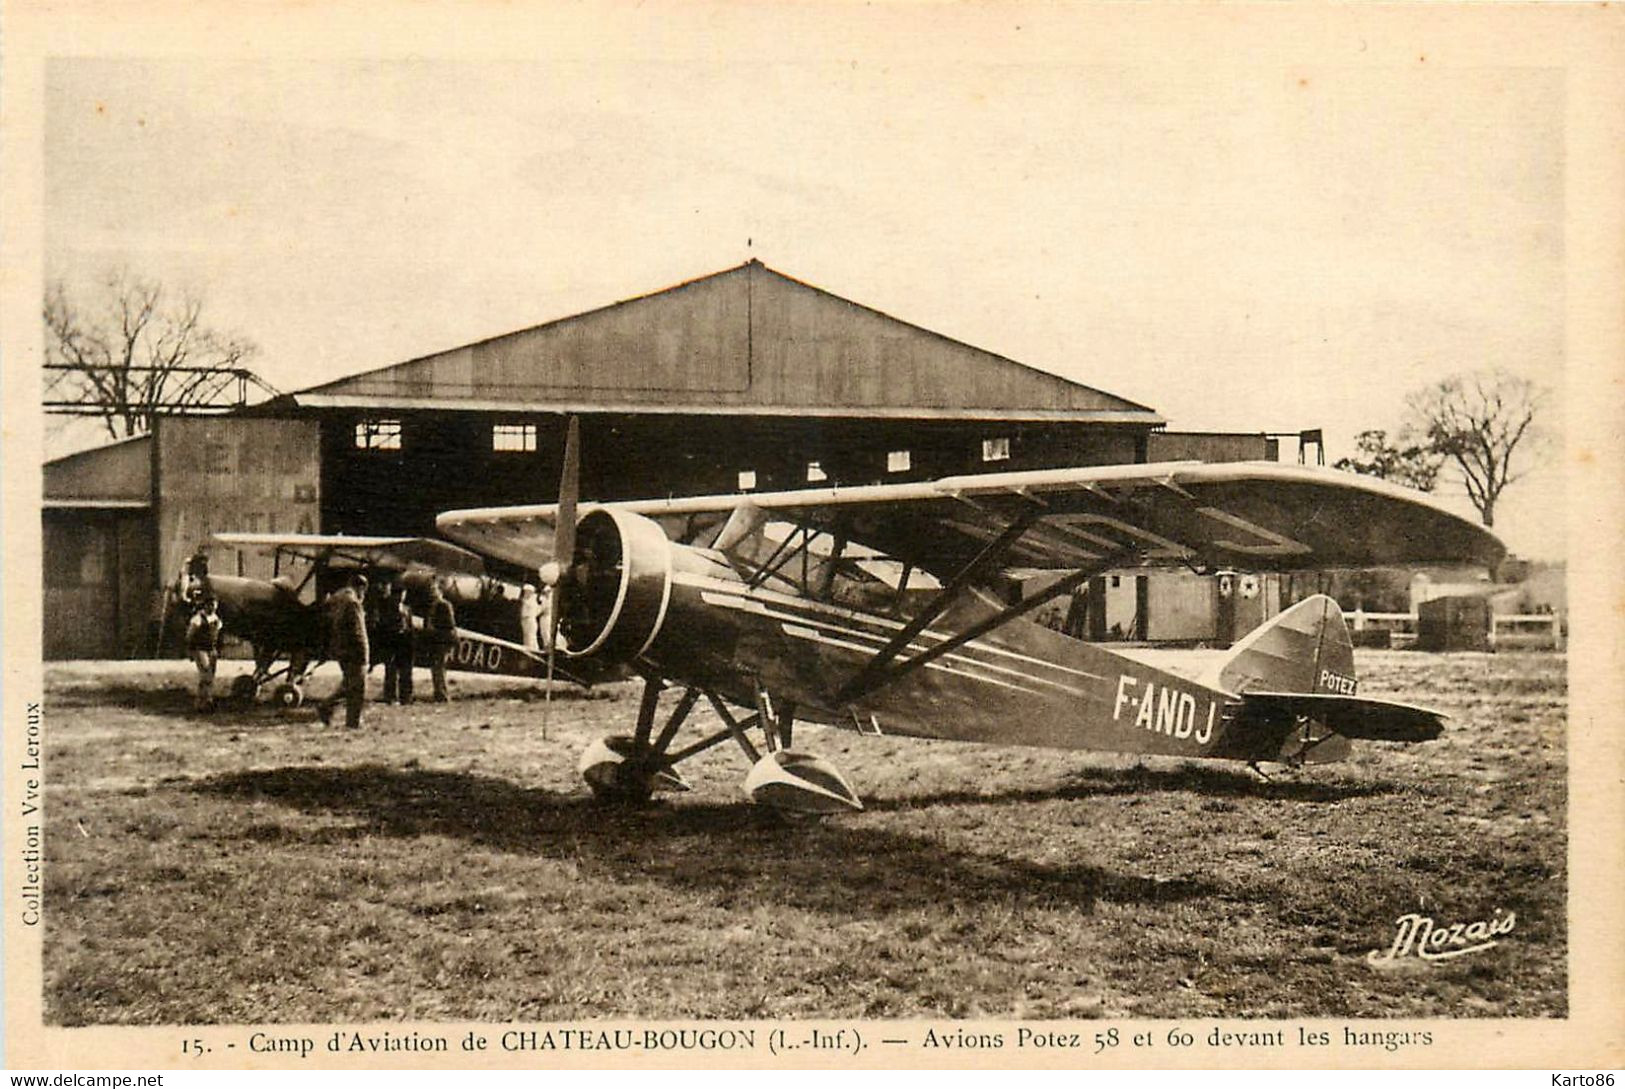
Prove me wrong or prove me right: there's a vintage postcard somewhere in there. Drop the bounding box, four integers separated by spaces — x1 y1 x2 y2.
2 0 1621 1075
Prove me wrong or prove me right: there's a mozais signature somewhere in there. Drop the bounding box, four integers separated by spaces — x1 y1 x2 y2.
1368 908 1517 965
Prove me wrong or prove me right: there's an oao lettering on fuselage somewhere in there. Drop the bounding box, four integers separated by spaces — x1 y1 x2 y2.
1112 675 1216 744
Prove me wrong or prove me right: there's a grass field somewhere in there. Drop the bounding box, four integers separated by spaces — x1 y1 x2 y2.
42 649 1566 1024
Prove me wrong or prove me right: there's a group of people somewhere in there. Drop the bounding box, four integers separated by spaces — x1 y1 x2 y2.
318 576 562 728
315 573 459 729
180 545 559 729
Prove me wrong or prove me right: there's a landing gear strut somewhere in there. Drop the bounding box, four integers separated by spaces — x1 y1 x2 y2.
1274 714 1352 768
578 676 863 815
577 679 698 803
230 648 317 710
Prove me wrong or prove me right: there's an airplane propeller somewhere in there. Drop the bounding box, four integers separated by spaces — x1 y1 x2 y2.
155 573 188 658
540 416 581 738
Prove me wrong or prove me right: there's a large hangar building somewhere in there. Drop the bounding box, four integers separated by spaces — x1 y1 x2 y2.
44 260 1281 658
261 260 1168 534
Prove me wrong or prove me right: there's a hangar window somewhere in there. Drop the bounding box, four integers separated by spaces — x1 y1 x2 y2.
887 450 911 473
492 423 538 452
806 461 827 483
354 419 402 451
737 470 757 491
982 436 1011 462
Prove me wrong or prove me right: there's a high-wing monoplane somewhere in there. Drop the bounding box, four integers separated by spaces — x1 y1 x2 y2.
436 443 1506 816
180 532 587 706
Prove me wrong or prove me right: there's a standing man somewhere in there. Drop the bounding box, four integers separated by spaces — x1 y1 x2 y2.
317 573 370 729
425 579 458 702
539 583 567 653
380 581 416 704
186 596 223 712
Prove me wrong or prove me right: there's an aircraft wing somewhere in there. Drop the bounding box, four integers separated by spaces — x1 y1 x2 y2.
437 461 1504 578
214 532 489 576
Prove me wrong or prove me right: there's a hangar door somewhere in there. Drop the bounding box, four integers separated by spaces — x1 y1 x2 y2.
43 508 154 659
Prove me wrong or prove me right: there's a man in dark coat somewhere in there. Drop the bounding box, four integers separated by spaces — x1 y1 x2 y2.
424 580 457 702
379 581 416 704
317 573 370 728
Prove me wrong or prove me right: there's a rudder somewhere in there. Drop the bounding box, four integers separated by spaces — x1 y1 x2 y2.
1205 594 1443 762
1204 593 1357 696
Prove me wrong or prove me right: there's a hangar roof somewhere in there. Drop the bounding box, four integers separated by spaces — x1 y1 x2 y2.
277 261 1163 425
43 433 153 504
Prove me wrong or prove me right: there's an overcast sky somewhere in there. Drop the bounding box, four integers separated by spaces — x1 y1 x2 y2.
41 11 1568 557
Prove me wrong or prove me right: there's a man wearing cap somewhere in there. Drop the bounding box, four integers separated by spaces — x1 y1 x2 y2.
379 581 416 704
318 573 370 729
424 580 458 702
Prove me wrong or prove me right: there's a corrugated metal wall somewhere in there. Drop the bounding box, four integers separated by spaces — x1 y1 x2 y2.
156 417 321 585
310 263 1156 418
1148 431 1277 463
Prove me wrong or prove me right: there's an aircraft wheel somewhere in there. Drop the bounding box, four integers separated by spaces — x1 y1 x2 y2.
742 750 863 816
273 682 304 709
578 734 674 805
229 675 259 702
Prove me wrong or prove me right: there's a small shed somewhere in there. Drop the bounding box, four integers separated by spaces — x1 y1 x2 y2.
43 416 321 659
1416 594 1493 652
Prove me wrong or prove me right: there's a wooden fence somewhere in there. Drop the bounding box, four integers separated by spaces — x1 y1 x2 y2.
1347 609 1564 651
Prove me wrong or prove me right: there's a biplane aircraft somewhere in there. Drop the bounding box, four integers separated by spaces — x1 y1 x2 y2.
436 430 1506 816
183 533 589 706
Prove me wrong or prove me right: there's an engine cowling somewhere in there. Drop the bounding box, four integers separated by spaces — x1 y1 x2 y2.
561 508 674 664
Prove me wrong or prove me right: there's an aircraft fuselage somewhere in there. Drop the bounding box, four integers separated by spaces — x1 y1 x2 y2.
567 536 1284 764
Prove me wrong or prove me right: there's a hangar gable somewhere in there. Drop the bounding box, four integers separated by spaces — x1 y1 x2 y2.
289 262 1161 423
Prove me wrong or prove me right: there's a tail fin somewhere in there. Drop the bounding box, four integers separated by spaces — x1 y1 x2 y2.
1203 594 1356 697
1205 595 1443 762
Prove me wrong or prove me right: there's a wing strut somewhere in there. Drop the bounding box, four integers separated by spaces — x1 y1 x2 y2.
833 507 1043 702
837 545 1139 705
704 692 764 763
747 524 812 591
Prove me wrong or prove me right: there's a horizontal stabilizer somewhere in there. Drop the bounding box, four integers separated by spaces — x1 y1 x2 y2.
1236 691 1446 743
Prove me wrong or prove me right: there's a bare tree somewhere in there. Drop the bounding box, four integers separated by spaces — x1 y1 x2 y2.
43 270 263 441
1403 369 1548 528
1333 429 1443 492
